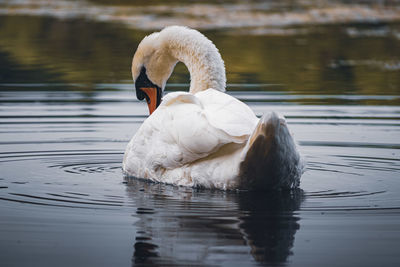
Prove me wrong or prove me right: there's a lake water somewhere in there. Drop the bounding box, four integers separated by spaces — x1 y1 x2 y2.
1 1 400 266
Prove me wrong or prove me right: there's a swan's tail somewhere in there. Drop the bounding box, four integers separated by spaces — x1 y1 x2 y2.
238 112 304 190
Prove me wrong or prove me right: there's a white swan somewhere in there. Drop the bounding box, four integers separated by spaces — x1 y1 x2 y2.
123 26 303 190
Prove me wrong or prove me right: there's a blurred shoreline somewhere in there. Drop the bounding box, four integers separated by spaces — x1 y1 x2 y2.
0 0 399 95
1 0 400 33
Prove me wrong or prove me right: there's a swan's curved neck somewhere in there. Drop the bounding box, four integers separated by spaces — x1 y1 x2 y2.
163 28 226 94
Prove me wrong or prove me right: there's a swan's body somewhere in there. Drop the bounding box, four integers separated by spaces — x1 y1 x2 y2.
123 26 303 190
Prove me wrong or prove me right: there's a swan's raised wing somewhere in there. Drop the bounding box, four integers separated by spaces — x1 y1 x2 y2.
124 90 258 172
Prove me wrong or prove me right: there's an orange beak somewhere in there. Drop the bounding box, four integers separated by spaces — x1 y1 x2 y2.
140 87 158 115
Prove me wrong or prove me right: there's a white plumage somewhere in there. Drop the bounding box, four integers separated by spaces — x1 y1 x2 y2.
123 26 303 190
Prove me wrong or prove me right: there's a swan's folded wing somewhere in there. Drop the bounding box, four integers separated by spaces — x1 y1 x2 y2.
130 91 257 169
196 89 259 139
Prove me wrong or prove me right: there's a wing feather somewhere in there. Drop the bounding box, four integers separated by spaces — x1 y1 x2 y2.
124 90 258 173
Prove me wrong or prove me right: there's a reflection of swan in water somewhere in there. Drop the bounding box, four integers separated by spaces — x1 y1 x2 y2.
238 190 302 263
123 26 303 190
124 179 303 265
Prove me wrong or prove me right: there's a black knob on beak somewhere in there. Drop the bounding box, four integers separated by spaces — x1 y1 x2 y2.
136 86 146 101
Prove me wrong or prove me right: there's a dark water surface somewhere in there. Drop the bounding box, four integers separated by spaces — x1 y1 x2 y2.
1 2 400 266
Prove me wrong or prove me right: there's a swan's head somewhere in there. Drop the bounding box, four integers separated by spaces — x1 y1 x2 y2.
132 32 177 114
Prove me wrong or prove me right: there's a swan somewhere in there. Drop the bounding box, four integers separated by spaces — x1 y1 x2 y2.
123 26 303 190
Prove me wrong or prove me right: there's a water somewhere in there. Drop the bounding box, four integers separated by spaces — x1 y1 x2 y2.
1 1 400 266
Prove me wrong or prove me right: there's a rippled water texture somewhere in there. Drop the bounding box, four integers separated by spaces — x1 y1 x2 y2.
1 1 400 266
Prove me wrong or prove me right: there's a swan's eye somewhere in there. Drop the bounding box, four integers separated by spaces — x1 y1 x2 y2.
136 67 154 88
